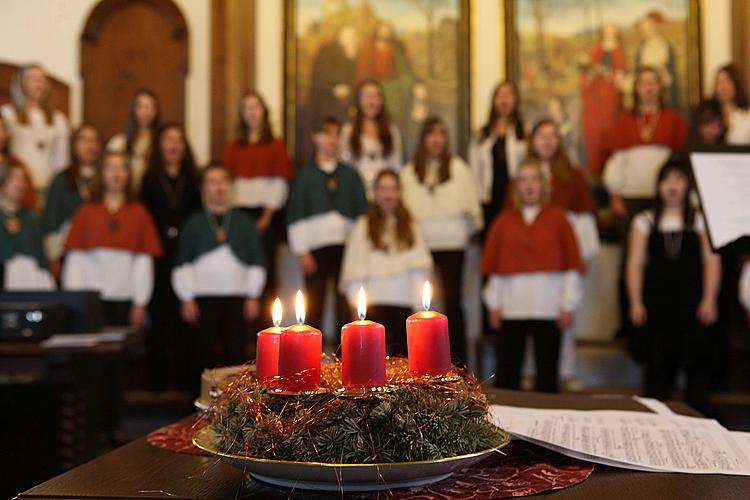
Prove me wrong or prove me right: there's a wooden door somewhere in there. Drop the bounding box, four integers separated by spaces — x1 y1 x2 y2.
81 0 188 143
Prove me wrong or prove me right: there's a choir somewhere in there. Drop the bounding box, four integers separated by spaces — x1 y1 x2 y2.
1 61 749 409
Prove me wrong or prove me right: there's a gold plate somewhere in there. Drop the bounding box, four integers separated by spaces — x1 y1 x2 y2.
193 426 510 492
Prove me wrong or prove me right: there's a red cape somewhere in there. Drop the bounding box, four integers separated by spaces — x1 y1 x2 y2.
481 205 584 275
65 201 162 256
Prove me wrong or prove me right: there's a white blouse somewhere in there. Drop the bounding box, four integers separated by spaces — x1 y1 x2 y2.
602 144 672 199
740 261 750 310
725 108 750 145
1 104 69 190
339 216 433 310
340 122 402 193
468 125 526 204
400 157 483 251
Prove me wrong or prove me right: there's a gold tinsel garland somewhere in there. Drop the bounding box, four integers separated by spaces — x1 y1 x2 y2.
209 357 507 464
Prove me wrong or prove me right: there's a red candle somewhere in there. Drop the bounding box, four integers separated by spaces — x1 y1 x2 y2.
406 281 452 375
277 291 322 392
256 298 283 386
341 287 386 388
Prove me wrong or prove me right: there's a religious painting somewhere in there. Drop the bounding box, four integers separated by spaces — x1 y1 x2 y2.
285 0 470 166
505 0 701 175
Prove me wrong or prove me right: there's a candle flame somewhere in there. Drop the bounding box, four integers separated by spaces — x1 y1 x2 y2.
272 298 282 327
357 286 367 320
295 290 305 324
422 281 431 311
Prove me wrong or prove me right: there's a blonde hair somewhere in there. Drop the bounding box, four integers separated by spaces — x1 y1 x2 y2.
511 159 551 209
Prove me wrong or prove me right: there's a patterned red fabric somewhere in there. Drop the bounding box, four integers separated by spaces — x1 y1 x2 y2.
368 441 593 500
146 419 207 456
147 421 593 498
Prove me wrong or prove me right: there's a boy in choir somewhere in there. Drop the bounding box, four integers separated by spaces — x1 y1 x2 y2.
43 124 102 279
0 162 55 290
172 164 266 393
481 160 584 393
62 151 162 328
287 116 368 335
339 169 433 355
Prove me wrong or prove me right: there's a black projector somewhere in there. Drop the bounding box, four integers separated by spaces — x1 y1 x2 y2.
0 302 68 341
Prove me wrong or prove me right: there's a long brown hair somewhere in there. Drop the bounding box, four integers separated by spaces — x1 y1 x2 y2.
631 66 667 115
712 64 750 110
349 80 394 158
413 116 451 187
480 80 525 141
527 119 572 186
124 89 160 155
0 114 9 155
90 151 135 202
146 123 199 180
64 124 101 191
366 169 415 251
236 91 273 145
10 63 53 125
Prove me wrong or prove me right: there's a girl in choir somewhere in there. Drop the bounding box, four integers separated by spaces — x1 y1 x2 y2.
62 151 162 328
42 124 101 279
1 64 70 194
401 116 483 362
524 119 600 389
339 169 433 355
0 162 55 290
0 114 37 210
603 66 687 227
710 64 750 145
107 89 160 190
222 91 292 322
626 160 720 414
341 79 403 193
140 123 202 390
480 160 584 393
172 164 265 392
287 116 368 334
469 80 526 231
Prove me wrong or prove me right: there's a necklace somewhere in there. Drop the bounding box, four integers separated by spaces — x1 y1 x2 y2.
76 176 91 201
3 209 20 235
637 111 662 142
664 231 683 259
206 208 232 243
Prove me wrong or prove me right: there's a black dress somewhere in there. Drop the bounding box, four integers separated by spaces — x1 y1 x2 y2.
140 170 202 390
642 215 712 414
482 136 509 234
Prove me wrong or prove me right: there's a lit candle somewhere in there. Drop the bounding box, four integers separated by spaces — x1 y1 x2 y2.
278 290 322 392
406 281 452 375
341 287 386 388
256 298 283 386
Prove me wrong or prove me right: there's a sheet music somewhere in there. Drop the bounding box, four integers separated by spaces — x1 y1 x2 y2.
491 405 750 476
690 153 750 249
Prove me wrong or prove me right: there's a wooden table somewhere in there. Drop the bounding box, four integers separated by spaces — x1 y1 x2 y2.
16 389 750 499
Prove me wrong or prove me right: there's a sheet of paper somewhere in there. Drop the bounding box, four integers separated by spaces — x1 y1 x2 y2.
491 405 750 476
633 396 676 415
690 153 750 249
40 331 127 348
